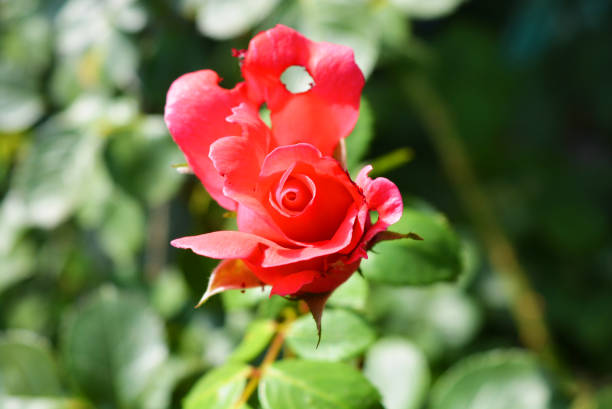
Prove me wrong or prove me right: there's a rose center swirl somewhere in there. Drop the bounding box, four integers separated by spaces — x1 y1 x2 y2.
270 171 316 217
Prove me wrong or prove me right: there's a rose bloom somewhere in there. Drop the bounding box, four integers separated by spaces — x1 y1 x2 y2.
165 25 403 322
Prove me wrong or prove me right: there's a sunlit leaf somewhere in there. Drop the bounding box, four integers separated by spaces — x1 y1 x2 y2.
295 0 380 77
431 350 552 409
183 363 251 409
0 396 89 409
0 67 44 133
196 0 281 40
286 309 376 361
0 238 35 294
259 360 383 409
364 338 430 409
9 121 103 229
327 273 368 311
139 358 201 409
389 0 465 19
370 284 481 360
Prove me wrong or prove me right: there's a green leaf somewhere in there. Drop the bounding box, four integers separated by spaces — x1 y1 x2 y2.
259 360 383 409
61 287 168 408
389 0 465 19
0 237 35 294
362 207 461 285
431 350 552 409
0 84 43 133
327 273 368 311
363 338 429 409
96 188 144 274
229 320 276 363
597 386 612 409
139 358 201 409
9 120 103 229
0 396 90 409
183 363 251 409
286 309 376 361
1 15 53 77
195 0 280 40
0 331 62 396
0 61 45 132
106 115 184 206
295 0 380 77
151 268 190 318
346 98 374 172
369 284 481 360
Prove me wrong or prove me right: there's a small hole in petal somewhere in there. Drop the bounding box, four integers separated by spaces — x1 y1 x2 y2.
280 65 314 94
259 103 271 126
371 211 379 225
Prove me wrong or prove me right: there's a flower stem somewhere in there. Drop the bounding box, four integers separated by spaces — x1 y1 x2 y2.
233 308 296 409
404 73 595 407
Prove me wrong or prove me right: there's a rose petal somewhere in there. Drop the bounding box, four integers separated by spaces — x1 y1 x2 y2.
258 144 361 243
261 205 360 267
242 25 364 156
356 164 404 244
208 104 271 208
298 258 360 294
269 270 319 296
164 70 251 210
236 204 298 247
171 230 279 260
195 259 263 307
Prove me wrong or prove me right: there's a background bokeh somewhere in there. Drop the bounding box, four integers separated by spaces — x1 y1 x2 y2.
1 0 611 408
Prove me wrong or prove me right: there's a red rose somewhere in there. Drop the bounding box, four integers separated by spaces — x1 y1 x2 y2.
165 25 403 321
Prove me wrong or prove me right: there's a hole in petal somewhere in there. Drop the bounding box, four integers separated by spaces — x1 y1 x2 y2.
259 102 271 126
280 65 315 94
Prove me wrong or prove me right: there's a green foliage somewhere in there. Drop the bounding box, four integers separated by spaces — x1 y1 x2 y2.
228 320 276 363
431 350 553 409
194 0 281 40
363 338 430 409
327 273 369 311
369 284 481 360
362 207 462 285
183 363 251 409
346 98 374 173
0 331 62 396
9 123 102 230
259 360 383 409
1 0 609 408
286 309 376 361
61 287 168 408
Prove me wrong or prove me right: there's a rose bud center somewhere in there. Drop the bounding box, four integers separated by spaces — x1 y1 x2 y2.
280 178 311 211
272 174 315 216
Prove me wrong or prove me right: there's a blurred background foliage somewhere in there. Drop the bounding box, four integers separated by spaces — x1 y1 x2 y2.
1 0 611 408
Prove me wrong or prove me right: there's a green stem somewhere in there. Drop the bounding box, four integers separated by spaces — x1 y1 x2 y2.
404 73 591 403
233 308 296 409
